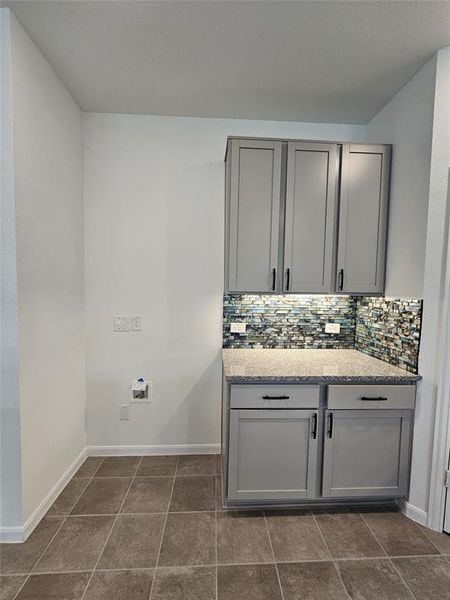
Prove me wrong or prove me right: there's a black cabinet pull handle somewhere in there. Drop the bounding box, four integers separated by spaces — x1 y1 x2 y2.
272 268 276 291
338 268 344 291
285 268 290 291
327 412 334 438
262 395 290 400
360 396 388 401
311 413 317 439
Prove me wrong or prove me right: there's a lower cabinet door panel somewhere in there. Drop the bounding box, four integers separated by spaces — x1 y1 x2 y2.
322 409 413 498
227 409 318 501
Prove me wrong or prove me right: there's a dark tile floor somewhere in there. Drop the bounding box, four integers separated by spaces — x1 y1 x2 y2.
1 455 450 600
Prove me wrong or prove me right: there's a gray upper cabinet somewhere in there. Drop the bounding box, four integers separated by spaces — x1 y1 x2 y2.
224 138 391 295
336 144 391 294
284 142 338 293
226 139 282 292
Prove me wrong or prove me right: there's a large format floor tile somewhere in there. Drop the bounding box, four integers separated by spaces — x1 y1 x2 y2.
34 516 114 573
418 524 450 554
0 518 63 575
265 510 330 562
73 457 104 478
217 564 282 600
315 512 384 558
98 514 165 569
150 566 216 600
159 512 215 567
363 512 438 556
217 511 273 564
14 572 91 600
177 455 216 476
393 556 450 600
47 479 90 516
94 457 140 478
215 477 223 511
71 478 131 515
83 569 154 600
337 558 414 600
121 477 173 513
0 576 27 600
169 476 215 512
136 456 178 477
277 561 348 600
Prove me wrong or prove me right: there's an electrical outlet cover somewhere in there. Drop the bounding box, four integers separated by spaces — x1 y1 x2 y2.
230 322 246 334
120 404 130 420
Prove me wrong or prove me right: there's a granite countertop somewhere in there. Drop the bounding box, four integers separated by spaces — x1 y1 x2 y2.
222 349 421 384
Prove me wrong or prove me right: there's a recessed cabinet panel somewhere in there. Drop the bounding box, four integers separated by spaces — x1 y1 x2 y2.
228 409 318 500
336 144 390 294
284 143 338 293
322 409 412 498
226 139 282 292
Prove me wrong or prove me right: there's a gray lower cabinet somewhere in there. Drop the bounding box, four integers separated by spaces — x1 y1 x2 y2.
336 144 391 294
322 409 413 498
228 409 318 500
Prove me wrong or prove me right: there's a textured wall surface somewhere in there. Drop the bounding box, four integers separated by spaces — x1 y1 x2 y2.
223 294 422 373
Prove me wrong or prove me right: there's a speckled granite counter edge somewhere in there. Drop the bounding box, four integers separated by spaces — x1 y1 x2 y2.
224 374 421 384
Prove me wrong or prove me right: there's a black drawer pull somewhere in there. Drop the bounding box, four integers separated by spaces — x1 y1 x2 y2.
360 396 388 401
262 395 290 400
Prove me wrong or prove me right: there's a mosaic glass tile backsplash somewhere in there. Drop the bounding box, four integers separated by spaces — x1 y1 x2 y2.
223 295 356 349
223 294 422 373
355 297 422 373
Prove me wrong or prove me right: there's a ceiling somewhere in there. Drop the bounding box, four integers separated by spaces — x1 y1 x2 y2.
3 0 450 124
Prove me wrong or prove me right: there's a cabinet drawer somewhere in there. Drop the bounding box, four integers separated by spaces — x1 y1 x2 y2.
328 385 415 410
230 384 319 409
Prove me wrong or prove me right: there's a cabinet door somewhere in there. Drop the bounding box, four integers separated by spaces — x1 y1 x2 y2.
322 409 412 498
336 144 391 294
284 142 338 293
227 409 318 501
226 139 282 292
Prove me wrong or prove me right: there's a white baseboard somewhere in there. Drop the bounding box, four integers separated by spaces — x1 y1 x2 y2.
0 447 87 543
87 444 221 456
398 499 428 526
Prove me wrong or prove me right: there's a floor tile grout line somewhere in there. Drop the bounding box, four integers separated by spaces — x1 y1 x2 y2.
310 512 351 600
148 455 179 600
359 511 418 600
263 512 286 600
409 520 446 555
78 456 143 600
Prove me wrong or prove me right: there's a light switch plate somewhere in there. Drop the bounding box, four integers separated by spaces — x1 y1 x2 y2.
325 323 341 334
113 316 131 332
120 404 130 420
230 322 246 334
131 316 141 331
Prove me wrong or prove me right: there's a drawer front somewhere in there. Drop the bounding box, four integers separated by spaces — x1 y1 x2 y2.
328 385 415 410
230 384 319 409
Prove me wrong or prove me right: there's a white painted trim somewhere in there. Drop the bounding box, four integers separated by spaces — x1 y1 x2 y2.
398 498 428 526
0 447 87 543
87 444 221 456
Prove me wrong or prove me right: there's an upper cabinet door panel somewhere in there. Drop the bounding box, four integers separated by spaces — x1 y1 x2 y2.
284 142 338 293
337 144 391 294
227 139 282 292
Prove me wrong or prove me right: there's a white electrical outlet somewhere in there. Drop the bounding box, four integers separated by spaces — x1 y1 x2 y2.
131 316 141 331
230 322 246 334
325 323 341 334
120 404 130 420
113 316 131 332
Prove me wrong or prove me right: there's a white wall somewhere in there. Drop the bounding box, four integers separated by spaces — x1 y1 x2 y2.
9 12 86 523
0 8 23 532
367 57 436 298
84 114 366 449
